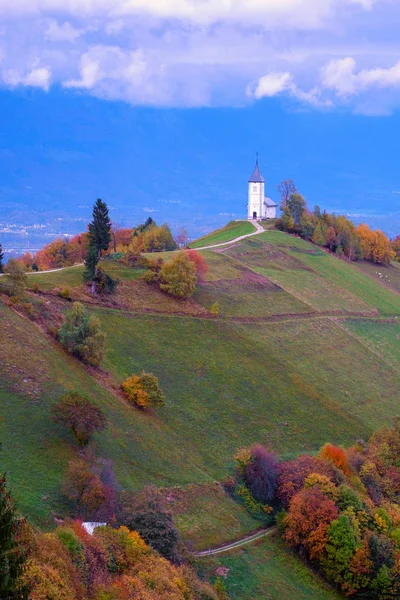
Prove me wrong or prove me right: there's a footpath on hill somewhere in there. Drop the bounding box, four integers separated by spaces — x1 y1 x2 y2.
1 220 263 277
192 220 264 251
195 526 277 557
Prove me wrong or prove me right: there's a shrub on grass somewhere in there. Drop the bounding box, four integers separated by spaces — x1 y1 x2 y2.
52 391 106 446
159 251 197 299
58 287 72 301
121 371 165 409
4 259 27 299
59 302 106 366
93 266 119 294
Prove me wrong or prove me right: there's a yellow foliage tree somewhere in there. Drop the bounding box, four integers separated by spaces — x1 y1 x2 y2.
121 372 165 409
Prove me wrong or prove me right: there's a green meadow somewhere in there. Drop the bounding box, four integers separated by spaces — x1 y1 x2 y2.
1 222 400 598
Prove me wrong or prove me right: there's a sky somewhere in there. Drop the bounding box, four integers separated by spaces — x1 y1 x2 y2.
1 0 400 251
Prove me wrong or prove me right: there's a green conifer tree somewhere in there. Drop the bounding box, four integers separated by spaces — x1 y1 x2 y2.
0 473 28 599
88 199 112 259
0 242 4 273
83 244 99 282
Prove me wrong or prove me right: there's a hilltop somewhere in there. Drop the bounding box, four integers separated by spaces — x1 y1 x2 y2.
1 221 400 598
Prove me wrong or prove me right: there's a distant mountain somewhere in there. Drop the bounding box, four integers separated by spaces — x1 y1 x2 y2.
0 90 399 255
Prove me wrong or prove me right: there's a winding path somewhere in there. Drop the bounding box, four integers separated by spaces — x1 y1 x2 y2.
193 220 264 251
1 220 265 277
194 526 277 557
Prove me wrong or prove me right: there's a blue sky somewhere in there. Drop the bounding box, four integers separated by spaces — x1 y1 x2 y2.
0 0 400 250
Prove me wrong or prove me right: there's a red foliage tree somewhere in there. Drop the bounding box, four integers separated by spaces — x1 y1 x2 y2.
284 487 339 560
320 443 350 476
185 249 208 280
278 454 343 508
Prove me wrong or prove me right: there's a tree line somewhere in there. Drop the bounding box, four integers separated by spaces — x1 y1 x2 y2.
226 420 400 598
276 179 397 265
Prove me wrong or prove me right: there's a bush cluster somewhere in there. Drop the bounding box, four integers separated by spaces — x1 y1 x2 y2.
277 190 394 264
233 421 400 598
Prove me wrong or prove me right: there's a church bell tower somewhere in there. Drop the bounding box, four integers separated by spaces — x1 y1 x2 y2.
248 156 265 220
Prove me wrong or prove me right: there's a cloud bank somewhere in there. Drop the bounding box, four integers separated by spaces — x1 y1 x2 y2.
0 0 398 111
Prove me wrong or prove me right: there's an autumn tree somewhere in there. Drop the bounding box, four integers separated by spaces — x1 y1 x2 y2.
283 487 339 560
0 474 29 600
186 249 208 280
0 242 4 273
118 487 181 563
287 193 306 227
159 251 197 299
278 454 344 508
356 223 395 265
176 228 189 248
63 459 110 519
59 302 106 366
52 391 106 446
20 532 82 600
5 259 27 299
121 371 165 409
320 443 350 476
242 444 280 504
277 179 297 210
391 235 400 262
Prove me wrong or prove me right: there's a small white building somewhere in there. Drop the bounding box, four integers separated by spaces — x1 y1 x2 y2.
247 158 278 220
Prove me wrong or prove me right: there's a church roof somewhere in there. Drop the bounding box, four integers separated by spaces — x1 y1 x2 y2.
264 197 278 207
249 159 265 183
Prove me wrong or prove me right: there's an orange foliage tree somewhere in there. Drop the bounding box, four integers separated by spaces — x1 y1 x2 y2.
356 223 395 265
320 443 350 476
185 249 208 281
283 487 339 560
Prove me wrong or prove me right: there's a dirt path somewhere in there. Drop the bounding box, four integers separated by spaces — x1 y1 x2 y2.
193 220 264 251
3 221 264 277
195 526 277 557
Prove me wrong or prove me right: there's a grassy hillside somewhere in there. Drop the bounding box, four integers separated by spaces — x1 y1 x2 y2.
190 221 255 248
1 224 400 598
197 535 342 600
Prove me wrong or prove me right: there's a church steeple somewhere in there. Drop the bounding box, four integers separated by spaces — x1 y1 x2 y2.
248 155 265 183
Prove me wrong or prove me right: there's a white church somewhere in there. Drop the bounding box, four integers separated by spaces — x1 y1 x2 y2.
247 158 278 220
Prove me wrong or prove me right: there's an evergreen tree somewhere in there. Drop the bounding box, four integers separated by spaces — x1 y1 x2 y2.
0 473 28 599
83 244 99 282
0 242 4 273
88 199 112 258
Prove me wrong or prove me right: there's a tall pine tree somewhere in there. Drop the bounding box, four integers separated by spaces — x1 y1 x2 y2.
88 199 112 259
0 473 28 599
84 199 116 293
0 242 4 273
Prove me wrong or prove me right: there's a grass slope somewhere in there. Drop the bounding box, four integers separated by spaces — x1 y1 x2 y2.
2 226 400 598
256 231 400 315
26 261 143 290
190 221 255 249
197 535 342 600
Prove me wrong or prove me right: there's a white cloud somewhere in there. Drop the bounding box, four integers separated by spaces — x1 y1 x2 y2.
249 71 332 107
0 0 398 110
321 57 400 97
45 20 84 42
0 0 337 28
2 66 51 91
250 72 293 98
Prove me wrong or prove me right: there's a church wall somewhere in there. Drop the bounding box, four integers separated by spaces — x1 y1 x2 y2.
248 182 264 219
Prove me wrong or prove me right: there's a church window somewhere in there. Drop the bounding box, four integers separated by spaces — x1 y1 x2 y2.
253 185 257 192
